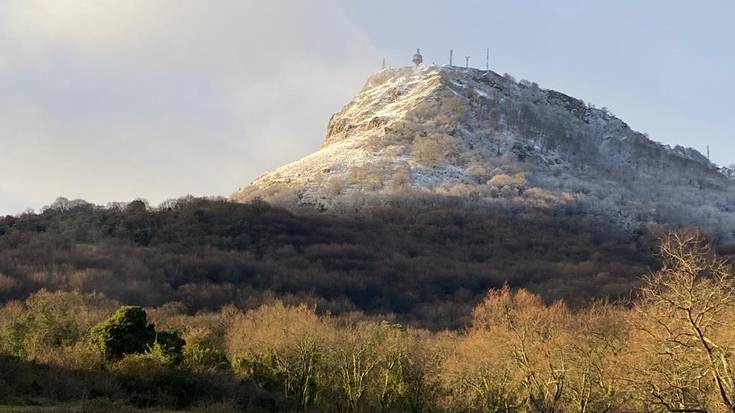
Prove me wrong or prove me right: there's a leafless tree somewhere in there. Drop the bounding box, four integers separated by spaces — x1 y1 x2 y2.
633 231 735 413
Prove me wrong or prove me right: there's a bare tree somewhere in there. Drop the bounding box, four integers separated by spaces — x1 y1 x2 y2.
633 231 735 413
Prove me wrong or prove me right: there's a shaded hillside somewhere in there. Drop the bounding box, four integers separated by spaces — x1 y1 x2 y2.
0 197 656 329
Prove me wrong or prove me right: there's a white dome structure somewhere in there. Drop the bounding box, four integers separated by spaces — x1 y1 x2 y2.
412 48 423 67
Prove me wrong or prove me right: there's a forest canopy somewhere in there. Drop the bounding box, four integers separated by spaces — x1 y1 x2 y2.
0 196 659 329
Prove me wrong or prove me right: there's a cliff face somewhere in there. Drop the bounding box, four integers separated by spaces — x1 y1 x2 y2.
232 66 735 239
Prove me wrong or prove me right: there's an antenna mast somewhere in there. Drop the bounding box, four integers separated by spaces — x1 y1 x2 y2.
486 48 489 70
707 145 711 161
465 56 470 68
449 49 453 66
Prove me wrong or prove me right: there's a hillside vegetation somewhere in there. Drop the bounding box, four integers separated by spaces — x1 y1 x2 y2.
0 197 656 329
2 232 735 412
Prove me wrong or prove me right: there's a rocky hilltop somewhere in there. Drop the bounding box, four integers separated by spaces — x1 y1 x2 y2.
233 66 735 239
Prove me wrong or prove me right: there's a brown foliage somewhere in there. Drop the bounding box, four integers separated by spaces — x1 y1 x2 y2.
4 231 735 412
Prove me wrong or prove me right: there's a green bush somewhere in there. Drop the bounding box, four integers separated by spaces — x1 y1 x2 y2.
154 331 185 363
183 335 229 372
90 306 155 360
111 352 236 410
149 331 186 364
0 291 115 360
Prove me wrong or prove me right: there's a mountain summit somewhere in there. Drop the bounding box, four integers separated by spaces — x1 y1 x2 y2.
233 65 735 238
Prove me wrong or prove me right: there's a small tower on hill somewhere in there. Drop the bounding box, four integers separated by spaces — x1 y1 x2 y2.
412 48 423 67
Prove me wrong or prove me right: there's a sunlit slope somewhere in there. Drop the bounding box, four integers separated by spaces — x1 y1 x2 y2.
233 66 735 239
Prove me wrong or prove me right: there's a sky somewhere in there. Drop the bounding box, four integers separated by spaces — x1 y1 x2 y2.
1 0 733 215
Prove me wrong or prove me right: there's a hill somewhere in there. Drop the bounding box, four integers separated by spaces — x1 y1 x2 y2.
233 66 735 240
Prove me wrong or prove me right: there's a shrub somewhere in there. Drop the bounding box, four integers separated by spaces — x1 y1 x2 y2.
183 329 230 372
90 306 156 360
154 331 185 363
0 291 115 361
488 172 526 189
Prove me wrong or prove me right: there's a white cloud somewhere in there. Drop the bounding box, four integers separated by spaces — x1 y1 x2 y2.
0 0 382 214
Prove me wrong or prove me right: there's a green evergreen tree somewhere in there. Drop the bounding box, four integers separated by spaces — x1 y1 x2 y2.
90 306 156 360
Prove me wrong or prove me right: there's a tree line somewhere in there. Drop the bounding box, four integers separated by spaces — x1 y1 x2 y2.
0 197 655 329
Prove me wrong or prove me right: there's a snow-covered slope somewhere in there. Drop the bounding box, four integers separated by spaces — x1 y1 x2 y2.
720 165 735 180
232 65 735 239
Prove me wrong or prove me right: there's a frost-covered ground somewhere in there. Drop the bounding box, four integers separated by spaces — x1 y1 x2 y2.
232 65 735 240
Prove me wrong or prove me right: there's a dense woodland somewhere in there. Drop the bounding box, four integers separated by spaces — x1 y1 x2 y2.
2 232 735 412
0 197 657 330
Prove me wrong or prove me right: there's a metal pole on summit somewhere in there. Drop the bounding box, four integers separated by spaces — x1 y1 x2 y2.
465 56 470 68
449 49 453 66
486 48 490 70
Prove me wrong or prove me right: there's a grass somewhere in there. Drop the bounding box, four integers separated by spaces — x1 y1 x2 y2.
0 404 181 413
0 402 240 413
0 407 39 413
0 406 64 413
